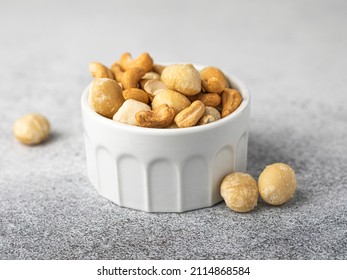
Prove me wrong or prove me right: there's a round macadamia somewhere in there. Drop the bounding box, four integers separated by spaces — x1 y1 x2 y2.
13 113 50 145
88 78 124 118
258 163 297 205
151 89 191 114
220 172 258 213
161 64 201 96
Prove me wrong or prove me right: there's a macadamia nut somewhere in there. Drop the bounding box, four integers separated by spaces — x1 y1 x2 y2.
89 78 124 118
151 89 191 114
161 64 201 96
13 113 50 145
258 163 297 205
221 172 258 213
113 99 151 126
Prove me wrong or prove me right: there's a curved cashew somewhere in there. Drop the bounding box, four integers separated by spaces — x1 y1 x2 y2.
119 52 154 72
197 106 221 125
221 88 243 118
121 67 146 89
111 62 124 83
204 106 221 120
136 104 175 128
122 88 149 104
198 93 221 107
89 62 114 79
200 66 229 93
174 100 205 128
198 115 216 125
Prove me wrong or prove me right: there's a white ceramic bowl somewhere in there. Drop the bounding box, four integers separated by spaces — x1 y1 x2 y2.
81 67 250 212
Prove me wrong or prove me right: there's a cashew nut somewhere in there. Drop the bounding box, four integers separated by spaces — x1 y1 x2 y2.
221 88 243 118
113 99 151 126
174 100 205 128
111 62 124 83
197 115 215 125
121 67 146 89
197 106 221 125
89 62 114 79
204 106 221 120
161 64 201 96
136 104 175 128
122 88 149 104
119 52 153 72
198 93 221 107
200 66 229 93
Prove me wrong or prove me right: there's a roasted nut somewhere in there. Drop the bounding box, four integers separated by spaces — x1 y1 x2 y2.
221 88 243 118
122 88 149 104
141 71 160 80
258 163 297 206
142 79 167 96
174 100 205 128
221 172 258 213
151 89 191 114
198 93 221 107
13 113 50 145
89 53 244 128
111 63 124 83
121 67 146 89
89 78 124 118
197 115 215 125
119 52 153 72
89 62 114 79
198 105 222 125
136 104 175 128
153 64 166 75
200 66 228 93
161 64 201 96
113 99 151 126
204 106 221 120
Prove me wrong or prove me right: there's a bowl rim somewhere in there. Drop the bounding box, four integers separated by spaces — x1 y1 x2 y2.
81 64 250 136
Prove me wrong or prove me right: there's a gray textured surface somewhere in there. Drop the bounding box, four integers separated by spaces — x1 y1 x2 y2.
0 0 346 259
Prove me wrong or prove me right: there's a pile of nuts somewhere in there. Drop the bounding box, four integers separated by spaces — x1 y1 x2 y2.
221 163 297 213
88 52 243 128
11 52 297 215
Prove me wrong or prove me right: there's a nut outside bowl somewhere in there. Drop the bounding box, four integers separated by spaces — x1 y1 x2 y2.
81 66 250 212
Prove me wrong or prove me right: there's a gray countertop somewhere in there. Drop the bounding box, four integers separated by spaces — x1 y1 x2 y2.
0 0 346 259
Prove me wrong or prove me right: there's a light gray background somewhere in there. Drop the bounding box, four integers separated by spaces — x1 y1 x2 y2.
0 0 346 259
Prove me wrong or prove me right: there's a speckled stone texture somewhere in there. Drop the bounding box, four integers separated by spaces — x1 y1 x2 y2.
0 0 346 259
